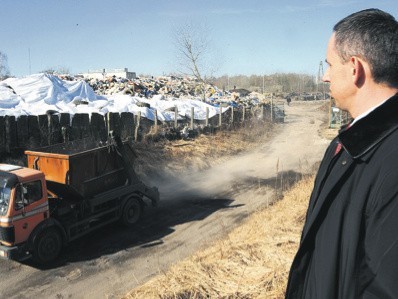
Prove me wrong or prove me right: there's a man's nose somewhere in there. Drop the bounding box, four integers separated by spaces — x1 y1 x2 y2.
323 68 330 82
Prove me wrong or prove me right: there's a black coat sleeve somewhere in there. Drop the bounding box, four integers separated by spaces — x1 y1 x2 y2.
362 169 398 298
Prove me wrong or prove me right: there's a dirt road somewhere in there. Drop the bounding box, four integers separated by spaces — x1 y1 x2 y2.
0 101 331 299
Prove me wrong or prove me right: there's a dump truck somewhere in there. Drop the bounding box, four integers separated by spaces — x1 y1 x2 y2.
0 133 159 264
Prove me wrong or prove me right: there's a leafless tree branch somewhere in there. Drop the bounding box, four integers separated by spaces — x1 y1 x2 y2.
172 22 216 100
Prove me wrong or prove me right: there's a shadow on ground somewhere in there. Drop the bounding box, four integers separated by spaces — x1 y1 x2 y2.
22 196 235 270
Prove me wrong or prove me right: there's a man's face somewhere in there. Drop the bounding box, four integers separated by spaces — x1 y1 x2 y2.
323 33 355 111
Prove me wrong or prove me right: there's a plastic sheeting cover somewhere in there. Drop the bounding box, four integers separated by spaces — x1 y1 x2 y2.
0 74 228 120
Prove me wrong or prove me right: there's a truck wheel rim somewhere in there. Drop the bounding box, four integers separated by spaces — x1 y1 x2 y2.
38 231 60 261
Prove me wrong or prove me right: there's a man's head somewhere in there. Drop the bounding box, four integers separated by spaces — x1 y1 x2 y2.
333 9 398 88
323 9 398 116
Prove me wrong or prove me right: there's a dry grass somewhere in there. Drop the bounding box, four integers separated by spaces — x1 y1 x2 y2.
123 174 314 299
321 128 339 140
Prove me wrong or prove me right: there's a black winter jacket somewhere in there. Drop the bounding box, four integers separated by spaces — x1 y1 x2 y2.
286 94 398 298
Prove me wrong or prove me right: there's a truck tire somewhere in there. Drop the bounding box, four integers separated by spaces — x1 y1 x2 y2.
33 228 62 264
121 197 142 227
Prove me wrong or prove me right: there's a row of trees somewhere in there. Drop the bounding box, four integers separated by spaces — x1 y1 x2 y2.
211 74 322 94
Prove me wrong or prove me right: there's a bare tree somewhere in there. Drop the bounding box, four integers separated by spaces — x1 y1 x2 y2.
173 22 218 100
0 51 10 80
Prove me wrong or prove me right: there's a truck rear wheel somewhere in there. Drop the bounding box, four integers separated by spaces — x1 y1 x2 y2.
33 228 62 264
121 197 142 227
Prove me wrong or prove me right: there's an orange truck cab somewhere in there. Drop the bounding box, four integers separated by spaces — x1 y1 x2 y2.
0 164 50 261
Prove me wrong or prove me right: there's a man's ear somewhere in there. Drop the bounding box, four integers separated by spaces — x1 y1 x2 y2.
351 56 365 87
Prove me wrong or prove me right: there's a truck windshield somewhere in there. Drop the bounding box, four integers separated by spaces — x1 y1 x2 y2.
0 186 11 216
0 173 18 216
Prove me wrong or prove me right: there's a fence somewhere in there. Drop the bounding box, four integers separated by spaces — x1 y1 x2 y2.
0 104 274 158
329 106 351 128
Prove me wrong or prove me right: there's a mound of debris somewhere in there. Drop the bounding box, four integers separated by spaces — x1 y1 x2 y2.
0 73 274 122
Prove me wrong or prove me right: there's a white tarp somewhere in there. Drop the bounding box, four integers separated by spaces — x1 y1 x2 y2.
0 74 228 120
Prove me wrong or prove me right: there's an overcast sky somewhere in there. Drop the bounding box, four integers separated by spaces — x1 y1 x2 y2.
1 0 397 78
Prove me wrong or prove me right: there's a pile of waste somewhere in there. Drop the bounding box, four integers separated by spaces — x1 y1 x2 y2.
87 75 203 98
0 73 270 117
85 75 269 108
0 74 235 120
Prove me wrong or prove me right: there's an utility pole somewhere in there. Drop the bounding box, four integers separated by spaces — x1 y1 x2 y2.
318 60 332 127
28 48 31 75
317 61 326 100
271 94 273 122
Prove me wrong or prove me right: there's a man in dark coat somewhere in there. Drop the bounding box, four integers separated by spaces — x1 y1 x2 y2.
286 9 398 299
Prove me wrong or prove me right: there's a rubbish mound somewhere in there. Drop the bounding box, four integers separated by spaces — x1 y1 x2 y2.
0 74 268 121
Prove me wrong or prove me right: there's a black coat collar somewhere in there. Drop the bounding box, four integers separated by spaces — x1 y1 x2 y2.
339 94 398 159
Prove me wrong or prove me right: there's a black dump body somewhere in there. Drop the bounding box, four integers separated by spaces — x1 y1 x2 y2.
25 135 159 205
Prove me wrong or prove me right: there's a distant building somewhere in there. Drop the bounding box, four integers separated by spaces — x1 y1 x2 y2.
80 68 136 80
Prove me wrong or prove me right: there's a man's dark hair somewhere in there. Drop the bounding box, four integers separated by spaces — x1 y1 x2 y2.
334 8 398 88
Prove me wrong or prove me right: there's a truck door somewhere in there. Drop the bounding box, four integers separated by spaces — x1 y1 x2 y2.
12 180 48 245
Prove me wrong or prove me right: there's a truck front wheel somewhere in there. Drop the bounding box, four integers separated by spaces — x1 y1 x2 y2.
121 197 142 227
33 228 62 264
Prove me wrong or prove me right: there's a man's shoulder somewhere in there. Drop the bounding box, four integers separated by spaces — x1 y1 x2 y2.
371 128 398 164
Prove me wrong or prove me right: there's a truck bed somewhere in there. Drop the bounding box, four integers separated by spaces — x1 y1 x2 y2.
25 137 131 198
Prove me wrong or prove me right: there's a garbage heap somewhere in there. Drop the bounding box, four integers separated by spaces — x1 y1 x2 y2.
83 75 268 108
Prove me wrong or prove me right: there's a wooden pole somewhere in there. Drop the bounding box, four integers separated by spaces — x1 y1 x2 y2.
135 112 141 141
190 107 194 129
206 107 209 126
47 114 52 145
219 106 222 127
154 109 158 134
107 111 111 136
174 106 178 128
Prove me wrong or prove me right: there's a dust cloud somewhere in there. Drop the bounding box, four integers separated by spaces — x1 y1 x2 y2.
149 103 329 202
